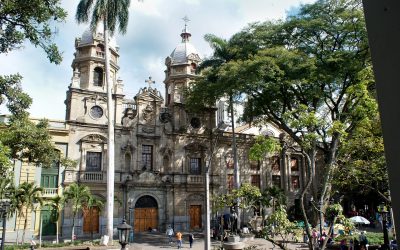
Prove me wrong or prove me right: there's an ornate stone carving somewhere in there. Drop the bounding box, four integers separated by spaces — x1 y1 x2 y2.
122 107 137 127
187 194 204 201
121 143 136 153
142 126 155 133
142 104 155 122
138 171 158 183
81 134 107 143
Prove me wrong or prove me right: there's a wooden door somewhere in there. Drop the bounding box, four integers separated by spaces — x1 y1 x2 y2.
189 205 202 229
41 208 56 236
83 207 99 233
134 208 158 232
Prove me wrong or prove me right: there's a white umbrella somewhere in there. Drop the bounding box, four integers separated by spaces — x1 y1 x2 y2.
350 216 370 224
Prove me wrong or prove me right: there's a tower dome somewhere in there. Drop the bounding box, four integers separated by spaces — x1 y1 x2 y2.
169 22 201 65
80 22 118 50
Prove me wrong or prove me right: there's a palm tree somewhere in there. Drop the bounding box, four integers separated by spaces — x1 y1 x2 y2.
50 195 64 244
15 182 43 244
196 34 242 232
64 183 90 242
84 194 105 241
75 0 132 241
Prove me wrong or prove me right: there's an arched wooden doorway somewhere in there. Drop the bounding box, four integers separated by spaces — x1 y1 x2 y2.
134 195 158 232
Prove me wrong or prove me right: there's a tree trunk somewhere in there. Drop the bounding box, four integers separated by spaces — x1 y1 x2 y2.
21 207 28 244
15 212 20 244
300 147 316 250
71 212 76 242
104 18 115 245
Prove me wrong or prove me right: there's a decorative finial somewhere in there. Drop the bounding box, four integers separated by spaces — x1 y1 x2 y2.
181 16 191 42
182 15 190 26
145 76 155 88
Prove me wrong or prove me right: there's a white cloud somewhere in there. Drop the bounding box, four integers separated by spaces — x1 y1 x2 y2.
0 0 317 120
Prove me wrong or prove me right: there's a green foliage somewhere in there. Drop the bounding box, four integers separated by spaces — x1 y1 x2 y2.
213 183 261 212
0 0 67 64
64 183 91 215
249 135 281 161
261 205 297 248
0 116 59 167
325 203 343 221
0 74 32 117
76 0 131 36
60 157 78 169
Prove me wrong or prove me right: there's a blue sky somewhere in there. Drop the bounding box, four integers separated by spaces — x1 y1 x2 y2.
0 0 315 120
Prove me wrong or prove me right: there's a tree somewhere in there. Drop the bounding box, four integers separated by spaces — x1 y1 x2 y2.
15 182 43 244
0 116 59 167
187 1 374 249
262 205 297 250
0 0 67 64
333 112 389 203
84 194 105 241
75 0 132 241
64 183 90 242
50 195 64 244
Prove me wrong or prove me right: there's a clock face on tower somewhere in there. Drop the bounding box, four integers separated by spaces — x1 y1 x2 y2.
90 105 103 118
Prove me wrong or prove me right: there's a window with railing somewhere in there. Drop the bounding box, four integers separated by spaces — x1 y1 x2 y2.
272 175 281 188
291 157 299 171
251 175 261 189
142 145 153 170
271 156 280 172
86 152 102 171
250 160 260 171
291 176 300 190
189 158 201 175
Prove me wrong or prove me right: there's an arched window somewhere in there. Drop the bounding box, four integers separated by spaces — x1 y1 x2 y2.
93 67 103 87
96 44 104 52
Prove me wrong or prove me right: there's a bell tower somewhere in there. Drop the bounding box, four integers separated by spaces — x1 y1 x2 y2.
65 24 124 125
163 18 205 131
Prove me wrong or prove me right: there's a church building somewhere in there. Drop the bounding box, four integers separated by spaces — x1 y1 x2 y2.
2 22 308 241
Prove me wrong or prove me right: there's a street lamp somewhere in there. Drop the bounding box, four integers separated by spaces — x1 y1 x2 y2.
117 219 132 250
378 203 390 250
0 199 11 250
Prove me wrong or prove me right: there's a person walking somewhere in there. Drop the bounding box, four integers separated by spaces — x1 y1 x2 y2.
189 233 194 248
166 225 174 244
176 231 183 249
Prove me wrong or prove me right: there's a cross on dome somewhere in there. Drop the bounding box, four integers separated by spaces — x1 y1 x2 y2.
181 15 191 42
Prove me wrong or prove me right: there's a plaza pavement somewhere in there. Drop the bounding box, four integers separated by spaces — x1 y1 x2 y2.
124 232 309 250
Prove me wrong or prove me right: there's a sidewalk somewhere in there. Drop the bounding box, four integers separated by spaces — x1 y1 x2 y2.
125 232 309 250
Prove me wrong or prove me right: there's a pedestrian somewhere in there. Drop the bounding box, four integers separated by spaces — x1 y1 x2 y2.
30 236 36 250
189 233 194 248
176 231 183 249
359 231 368 250
312 228 319 247
303 230 309 243
166 225 174 244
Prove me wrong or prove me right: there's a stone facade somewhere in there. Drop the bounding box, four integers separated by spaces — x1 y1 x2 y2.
2 23 308 241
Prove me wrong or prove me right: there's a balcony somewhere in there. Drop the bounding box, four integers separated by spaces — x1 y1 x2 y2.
80 171 105 183
42 188 58 197
187 175 204 184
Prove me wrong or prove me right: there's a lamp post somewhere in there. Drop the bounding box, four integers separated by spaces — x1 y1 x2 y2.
205 121 228 250
378 203 390 250
117 219 132 250
0 199 11 250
